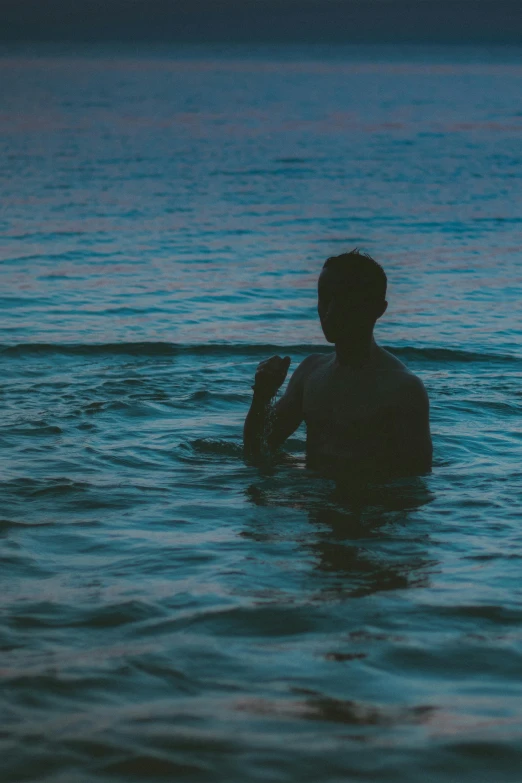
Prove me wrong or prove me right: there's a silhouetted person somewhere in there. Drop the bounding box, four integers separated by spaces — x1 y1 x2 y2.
244 250 432 476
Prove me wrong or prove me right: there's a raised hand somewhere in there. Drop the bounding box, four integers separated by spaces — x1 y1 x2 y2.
252 355 291 401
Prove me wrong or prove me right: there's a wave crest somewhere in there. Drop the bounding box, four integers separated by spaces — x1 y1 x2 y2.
1 341 519 365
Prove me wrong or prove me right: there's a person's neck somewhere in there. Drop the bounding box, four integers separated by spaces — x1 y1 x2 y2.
335 334 377 369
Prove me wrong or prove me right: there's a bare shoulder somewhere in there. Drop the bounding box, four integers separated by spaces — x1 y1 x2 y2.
400 370 429 403
376 346 409 371
290 352 328 382
393 368 430 412
376 348 429 406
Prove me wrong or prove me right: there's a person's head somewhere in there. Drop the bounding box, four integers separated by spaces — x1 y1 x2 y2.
318 250 388 344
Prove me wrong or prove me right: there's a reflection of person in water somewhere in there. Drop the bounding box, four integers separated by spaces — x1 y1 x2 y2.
244 473 435 595
244 250 432 476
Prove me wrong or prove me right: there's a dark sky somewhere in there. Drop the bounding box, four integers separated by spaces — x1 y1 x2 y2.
1 0 522 44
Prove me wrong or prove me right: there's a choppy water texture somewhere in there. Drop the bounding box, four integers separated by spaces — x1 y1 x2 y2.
1 45 522 783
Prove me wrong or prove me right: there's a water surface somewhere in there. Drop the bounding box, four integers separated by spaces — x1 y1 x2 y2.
1 45 522 783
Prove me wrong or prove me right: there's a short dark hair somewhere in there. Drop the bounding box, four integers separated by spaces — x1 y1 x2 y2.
322 249 387 302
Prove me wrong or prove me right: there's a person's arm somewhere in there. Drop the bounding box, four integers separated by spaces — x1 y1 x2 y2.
243 355 314 458
393 374 433 475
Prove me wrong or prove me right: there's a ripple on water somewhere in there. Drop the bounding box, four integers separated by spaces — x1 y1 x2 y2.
3 46 522 783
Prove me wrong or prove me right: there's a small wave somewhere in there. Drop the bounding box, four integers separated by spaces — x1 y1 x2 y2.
0 518 56 529
10 599 163 631
101 756 206 778
190 438 243 457
429 603 522 624
389 346 521 365
1 342 520 364
179 438 243 460
189 389 211 401
4 422 63 436
236 689 435 726
0 477 91 497
274 156 309 163
211 166 314 176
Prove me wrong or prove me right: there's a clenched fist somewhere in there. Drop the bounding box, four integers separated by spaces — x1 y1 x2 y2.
252 355 291 401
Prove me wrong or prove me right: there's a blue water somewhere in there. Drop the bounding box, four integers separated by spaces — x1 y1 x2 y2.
2 45 522 782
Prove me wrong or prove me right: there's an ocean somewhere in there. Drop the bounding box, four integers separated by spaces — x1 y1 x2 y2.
1 44 522 782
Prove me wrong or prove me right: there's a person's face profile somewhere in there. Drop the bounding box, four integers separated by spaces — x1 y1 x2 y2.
317 268 387 343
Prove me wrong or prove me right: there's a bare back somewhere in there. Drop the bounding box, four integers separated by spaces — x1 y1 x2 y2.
271 347 432 476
